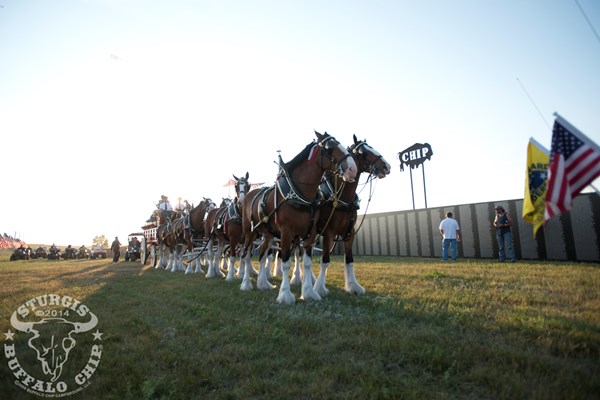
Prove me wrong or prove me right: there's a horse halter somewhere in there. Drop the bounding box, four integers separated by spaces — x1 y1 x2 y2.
203 198 217 211
317 135 352 178
350 140 388 178
236 178 249 199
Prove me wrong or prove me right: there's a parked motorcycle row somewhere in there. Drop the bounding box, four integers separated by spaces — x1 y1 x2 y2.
8 241 140 262
9 245 93 261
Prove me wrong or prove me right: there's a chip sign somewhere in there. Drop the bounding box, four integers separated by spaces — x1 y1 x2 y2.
398 143 433 171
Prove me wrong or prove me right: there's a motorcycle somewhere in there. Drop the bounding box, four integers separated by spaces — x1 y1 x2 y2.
62 247 77 260
124 245 141 262
77 247 90 259
48 248 61 260
10 248 30 261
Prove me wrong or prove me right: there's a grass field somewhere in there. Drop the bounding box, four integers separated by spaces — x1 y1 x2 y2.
0 252 599 399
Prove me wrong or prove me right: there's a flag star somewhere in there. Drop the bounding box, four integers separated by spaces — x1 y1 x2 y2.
4 330 15 341
92 330 103 341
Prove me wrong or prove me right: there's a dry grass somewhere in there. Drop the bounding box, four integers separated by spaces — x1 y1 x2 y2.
1 253 599 399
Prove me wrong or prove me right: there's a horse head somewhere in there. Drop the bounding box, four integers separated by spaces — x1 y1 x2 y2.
220 197 232 208
349 134 392 179
314 131 357 182
191 197 216 217
232 172 250 204
201 197 217 212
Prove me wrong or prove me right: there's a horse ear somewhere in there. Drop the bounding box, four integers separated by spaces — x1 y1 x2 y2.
233 174 238 181
245 172 249 179
353 134 358 144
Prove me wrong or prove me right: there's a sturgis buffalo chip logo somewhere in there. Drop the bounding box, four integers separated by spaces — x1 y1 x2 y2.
3 294 104 398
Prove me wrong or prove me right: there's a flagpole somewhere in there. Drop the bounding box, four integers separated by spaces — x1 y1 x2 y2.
517 78 552 130
529 137 549 154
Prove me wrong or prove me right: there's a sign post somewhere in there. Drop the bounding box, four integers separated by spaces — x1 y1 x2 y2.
398 143 433 209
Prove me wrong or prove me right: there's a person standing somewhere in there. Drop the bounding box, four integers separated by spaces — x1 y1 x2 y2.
439 211 461 261
111 236 121 262
183 199 192 214
493 205 516 262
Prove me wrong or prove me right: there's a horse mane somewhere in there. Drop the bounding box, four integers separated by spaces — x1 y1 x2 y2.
283 142 314 171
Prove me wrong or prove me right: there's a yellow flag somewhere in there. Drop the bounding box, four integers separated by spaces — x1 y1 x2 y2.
523 137 549 237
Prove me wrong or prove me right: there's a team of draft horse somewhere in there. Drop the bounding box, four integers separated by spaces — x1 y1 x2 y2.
148 131 391 304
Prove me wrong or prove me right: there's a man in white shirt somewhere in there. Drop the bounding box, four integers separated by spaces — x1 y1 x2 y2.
158 195 173 211
439 211 461 261
174 197 189 216
157 195 173 222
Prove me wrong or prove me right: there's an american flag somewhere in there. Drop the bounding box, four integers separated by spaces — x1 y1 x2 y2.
545 114 600 221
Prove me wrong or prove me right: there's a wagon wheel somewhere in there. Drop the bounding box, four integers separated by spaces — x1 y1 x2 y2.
150 244 157 268
140 236 148 265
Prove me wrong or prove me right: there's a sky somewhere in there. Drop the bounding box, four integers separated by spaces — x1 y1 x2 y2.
1 0 599 246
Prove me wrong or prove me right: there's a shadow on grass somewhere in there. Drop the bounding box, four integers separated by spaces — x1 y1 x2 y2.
1 258 599 399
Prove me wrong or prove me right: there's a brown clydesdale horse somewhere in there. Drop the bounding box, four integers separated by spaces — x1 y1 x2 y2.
311 134 391 296
239 131 357 304
156 198 215 272
156 209 178 270
173 197 216 274
204 173 251 279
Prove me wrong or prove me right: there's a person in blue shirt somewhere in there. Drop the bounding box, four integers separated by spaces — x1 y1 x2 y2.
493 205 516 262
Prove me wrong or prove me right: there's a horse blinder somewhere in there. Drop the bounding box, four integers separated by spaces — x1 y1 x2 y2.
318 136 353 178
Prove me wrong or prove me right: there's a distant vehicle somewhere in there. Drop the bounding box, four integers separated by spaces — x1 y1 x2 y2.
32 247 48 259
125 233 143 262
77 247 90 259
90 246 107 259
47 247 61 260
62 246 77 260
10 247 30 261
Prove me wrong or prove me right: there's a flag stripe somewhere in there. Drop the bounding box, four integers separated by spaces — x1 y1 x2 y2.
572 163 600 194
566 149 600 192
545 115 600 222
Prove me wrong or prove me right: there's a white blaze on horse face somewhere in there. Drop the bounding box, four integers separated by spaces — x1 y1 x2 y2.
365 144 392 178
237 182 247 202
338 143 358 182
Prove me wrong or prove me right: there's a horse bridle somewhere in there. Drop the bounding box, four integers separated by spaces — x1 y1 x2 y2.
235 177 250 203
317 135 352 178
350 140 387 178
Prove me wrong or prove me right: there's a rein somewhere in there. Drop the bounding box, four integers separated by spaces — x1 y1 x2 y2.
316 175 347 237
343 171 378 244
322 169 378 253
185 239 210 263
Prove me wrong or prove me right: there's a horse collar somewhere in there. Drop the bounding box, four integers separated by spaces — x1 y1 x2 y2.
276 166 320 208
